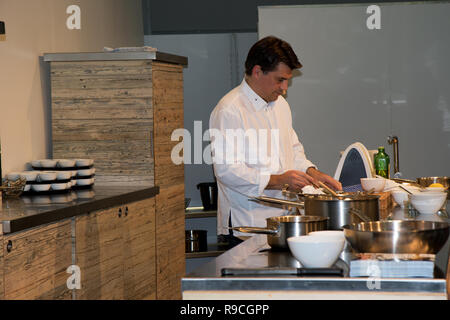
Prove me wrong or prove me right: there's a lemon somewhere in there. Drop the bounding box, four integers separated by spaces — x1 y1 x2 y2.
429 183 444 188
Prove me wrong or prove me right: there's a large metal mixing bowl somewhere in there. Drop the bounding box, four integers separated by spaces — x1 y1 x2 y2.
417 176 450 199
343 220 449 254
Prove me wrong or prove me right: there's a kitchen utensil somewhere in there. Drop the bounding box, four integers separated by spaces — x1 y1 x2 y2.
252 193 380 230
343 220 450 254
302 194 379 230
360 178 386 192
221 267 344 277
410 192 447 215
417 176 450 199
197 182 218 211
185 230 208 253
229 215 328 250
287 235 345 268
316 181 340 198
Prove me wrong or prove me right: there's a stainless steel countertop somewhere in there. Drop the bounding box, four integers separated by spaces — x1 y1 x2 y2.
182 206 449 295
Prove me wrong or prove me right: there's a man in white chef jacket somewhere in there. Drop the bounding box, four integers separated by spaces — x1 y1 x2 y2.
210 36 342 247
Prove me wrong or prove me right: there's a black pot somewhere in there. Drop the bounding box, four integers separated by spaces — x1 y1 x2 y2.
196 182 218 211
185 230 208 253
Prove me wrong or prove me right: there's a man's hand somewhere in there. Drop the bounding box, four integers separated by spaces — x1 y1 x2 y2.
306 167 342 191
267 170 316 192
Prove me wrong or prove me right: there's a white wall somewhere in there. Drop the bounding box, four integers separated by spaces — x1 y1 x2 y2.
145 33 258 206
0 0 143 175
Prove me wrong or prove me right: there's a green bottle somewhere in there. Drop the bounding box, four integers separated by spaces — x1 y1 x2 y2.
374 146 390 178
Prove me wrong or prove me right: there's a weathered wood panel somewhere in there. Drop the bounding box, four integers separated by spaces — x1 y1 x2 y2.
0 235 3 300
75 206 124 300
3 221 72 300
52 98 152 120
50 59 155 186
123 198 156 300
53 119 153 141
51 60 152 78
152 61 185 300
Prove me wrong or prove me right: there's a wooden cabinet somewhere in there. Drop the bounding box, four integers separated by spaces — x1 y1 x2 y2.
75 198 156 300
153 61 185 299
2 220 72 300
45 52 187 299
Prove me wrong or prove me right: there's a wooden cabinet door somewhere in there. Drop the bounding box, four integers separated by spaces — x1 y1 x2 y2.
122 198 156 299
3 220 72 300
75 206 124 299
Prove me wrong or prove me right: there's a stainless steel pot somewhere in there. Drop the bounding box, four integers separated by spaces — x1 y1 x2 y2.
417 176 450 199
252 194 380 230
230 215 328 250
303 194 380 230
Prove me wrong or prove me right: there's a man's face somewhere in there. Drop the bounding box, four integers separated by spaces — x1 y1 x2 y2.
254 62 293 102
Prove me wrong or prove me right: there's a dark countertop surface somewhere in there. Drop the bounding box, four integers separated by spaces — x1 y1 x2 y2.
0 185 159 234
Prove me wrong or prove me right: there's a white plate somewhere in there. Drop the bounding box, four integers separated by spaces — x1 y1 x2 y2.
24 184 31 192
31 184 51 192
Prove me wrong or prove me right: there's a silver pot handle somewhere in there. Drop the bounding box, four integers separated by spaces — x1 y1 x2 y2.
250 196 305 208
227 226 279 235
349 208 372 223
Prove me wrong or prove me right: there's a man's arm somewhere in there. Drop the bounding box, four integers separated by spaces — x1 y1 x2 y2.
306 167 342 191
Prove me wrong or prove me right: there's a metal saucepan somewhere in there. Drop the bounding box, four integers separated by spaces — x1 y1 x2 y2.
252 194 380 230
230 215 328 250
343 220 450 254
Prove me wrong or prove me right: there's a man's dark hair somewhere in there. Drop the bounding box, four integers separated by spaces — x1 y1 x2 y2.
245 36 302 76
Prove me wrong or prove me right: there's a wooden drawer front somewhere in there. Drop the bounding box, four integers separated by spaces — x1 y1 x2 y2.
75 206 124 300
123 198 156 300
3 221 72 300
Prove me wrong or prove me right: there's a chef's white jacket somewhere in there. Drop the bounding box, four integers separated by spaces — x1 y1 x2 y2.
210 79 316 236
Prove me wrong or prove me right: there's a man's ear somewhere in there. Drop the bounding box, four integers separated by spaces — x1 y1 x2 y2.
252 65 262 78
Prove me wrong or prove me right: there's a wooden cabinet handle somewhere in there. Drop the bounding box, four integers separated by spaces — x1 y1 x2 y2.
6 240 12 253
118 208 122 218
125 207 128 217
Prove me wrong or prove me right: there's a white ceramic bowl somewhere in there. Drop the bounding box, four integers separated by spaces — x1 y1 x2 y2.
56 171 72 180
308 230 345 241
75 159 94 167
40 159 57 168
424 187 447 193
31 160 41 168
76 178 94 186
19 171 38 182
410 192 447 215
31 184 51 192
360 178 386 193
37 171 57 182
287 235 345 268
51 183 69 191
77 168 94 177
391 190 409 208
56 159 76 168
6 172 21 181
